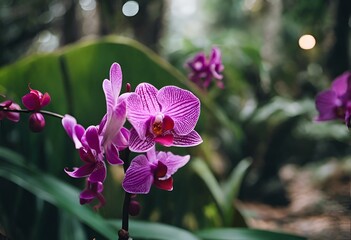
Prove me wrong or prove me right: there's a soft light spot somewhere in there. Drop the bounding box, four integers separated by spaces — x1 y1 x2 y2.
299 34 316 50
122 1 139 17
79 0 96 11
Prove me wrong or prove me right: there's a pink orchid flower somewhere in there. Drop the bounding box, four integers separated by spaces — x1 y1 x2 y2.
22 86 51 111
62 115 106 183
187 47 224 89
126 83 203 152
99 63 130 165
315 71 351 126
122 147 190 194
0 100 21 122
80 180 105 210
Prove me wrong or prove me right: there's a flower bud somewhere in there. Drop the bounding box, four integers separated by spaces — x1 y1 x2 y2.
128 200 141 216
29 113 45 132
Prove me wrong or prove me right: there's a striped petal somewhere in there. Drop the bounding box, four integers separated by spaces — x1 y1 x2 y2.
157 86 200 135
122 155 153 194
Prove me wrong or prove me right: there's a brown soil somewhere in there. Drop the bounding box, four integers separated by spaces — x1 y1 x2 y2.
238 160 351 240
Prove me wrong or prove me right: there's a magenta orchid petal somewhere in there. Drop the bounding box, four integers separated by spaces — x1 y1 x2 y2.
105 144 124 165
114 127 130 150
3 102 21 122
134 83 160 113
41 92 51 108
64 163 95 178
62 115 84 149
129 128 155 152
80 189 95 201
122 155 154 194
157 86 200 135
79 181 105 208
154 134 174 146
22 93 40 110
102 79 114 114
98 114 107 135
157 152 190 177
84 126 101 153
126 93 151 139
5 111 20 122
331 71 351 97
73 124 85 148
62 114 76 139
88 161 106 183
314 71 351 126
315 90 340 121
101 101 126 146
172 130 203 147
110 62 122 99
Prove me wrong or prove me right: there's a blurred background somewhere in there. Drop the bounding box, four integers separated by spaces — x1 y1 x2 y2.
0 0 350 240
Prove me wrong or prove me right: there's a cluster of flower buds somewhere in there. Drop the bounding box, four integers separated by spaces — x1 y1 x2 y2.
186 47 225 89
61 63 203 210
315 71 351 127
0 86 51 132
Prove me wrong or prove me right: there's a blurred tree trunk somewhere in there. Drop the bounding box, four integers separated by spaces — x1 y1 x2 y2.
326 0 351 78
96 0 122 35
129 0 166 52
61 0 80 45
96 0 165 52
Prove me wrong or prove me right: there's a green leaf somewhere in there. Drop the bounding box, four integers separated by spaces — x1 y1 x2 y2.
196 228 307 240
108 219 200 240
191 158 225 207
191 158 251 226
59 212 87 240
0 147 116 240
222 158 251 224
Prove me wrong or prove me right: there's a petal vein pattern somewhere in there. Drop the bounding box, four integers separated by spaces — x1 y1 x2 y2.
157 86 200 135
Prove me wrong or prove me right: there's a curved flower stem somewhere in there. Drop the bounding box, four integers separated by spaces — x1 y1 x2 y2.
119 148 131 240
0 108 64 119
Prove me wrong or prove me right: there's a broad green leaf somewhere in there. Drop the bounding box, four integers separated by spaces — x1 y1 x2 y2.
108 219 200 240
196 228 307 240
0 147 116 240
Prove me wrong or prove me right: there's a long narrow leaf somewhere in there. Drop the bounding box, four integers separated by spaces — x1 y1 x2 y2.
0 147 116 240
222 158 252 225
109 219 200 240
191 158 225 207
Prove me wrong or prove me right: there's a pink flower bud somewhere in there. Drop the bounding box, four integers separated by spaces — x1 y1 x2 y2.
128 200 141 216
22 85 51 111
29 113 46 132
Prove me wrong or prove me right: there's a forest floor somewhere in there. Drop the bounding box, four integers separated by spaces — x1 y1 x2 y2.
238 159 351 240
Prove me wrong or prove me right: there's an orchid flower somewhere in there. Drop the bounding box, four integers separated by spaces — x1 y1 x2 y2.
0 100 21 122
99 63 130 165
126 83 203 152
80 180 105 210
22 85 51 111
22 86 51 132
315 71 351 126
187 47 224 89
122 146 190 194
62 114 106 183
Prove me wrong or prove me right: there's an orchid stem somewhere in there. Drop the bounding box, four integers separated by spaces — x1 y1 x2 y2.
0 108 64 119
119 148 131 240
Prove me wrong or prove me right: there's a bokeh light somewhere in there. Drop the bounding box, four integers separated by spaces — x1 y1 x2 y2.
298 34 316 50
122 1 139 17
